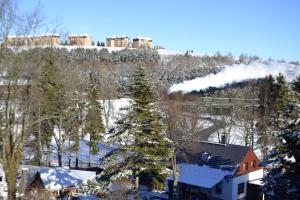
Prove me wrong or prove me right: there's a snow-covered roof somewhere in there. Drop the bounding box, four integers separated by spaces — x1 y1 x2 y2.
24 166 96 190
249 179 264 186
168 164 234 188
107 35 129 39
72 194 99 200
7 34 60 38
68 34 91 37
134 36 152 41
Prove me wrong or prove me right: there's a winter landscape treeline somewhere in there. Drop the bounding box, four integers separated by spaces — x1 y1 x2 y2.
0 44 299 199
0 0 300 199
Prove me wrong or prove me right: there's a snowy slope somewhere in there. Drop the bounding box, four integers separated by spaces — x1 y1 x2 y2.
169 61 300 94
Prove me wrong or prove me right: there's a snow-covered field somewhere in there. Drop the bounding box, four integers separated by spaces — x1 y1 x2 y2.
48 99 132 167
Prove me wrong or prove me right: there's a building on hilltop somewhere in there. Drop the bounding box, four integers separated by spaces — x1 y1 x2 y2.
67 34 92 46
132 36 152 48
6 34 60 46
167 141 264 200
106 36 130 48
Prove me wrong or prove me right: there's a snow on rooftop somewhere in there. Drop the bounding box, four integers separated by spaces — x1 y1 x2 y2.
37 167 95 190
7 33 59 38
135 36 152 40
73 194 99 200
168 164 234 188
249 179 264 186
107 35 129 39
68 34 91 37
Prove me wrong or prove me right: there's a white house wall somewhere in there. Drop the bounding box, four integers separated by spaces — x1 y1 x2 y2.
209 176 233 200
231 169 264 200
209 169 264 200
248 169 264 181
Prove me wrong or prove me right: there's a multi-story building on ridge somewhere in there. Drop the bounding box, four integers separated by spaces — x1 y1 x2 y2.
132 36 152 48
106 36 130 48
6 34 60 46
67 34 92 46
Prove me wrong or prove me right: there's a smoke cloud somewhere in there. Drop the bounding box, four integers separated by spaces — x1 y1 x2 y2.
169 61 300 94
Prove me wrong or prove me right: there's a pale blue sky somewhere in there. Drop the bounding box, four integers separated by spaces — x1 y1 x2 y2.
20 0 300 61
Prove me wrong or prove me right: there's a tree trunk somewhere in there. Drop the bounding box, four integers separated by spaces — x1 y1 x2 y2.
251 105 255 149
75 151 79 169
58 153 62 167
38 103 43 165
88 145 91 168
58 115 63 167
171 154 179 200
68 139 71 168
134 175 139 192
47 144 51 167
5 162 18 200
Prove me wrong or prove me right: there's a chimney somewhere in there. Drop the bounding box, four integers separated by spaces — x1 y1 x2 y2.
19 168 29 197
221 133 227 144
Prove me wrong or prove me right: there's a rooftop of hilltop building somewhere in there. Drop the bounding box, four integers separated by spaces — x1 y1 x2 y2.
7 34 60 38
68 34 91 37
133 36 152 41
107 35 130 39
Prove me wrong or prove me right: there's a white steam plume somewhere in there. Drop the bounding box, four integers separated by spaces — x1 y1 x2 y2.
169 61 300 94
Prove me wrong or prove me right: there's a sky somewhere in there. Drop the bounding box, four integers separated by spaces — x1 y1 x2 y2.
20 0 300 62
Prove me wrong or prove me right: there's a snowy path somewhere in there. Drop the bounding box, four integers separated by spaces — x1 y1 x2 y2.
192 116 226 141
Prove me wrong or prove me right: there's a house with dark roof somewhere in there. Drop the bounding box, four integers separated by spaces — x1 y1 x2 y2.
167 141 264 200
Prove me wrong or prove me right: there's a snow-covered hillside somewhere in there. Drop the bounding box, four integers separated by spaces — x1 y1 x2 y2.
169 61 300 94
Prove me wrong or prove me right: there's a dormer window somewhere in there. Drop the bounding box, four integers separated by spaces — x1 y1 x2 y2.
201 152 211 162
251 160 256 168
243 162 249 171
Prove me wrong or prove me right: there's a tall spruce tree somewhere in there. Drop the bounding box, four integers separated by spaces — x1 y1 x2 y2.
84 72 105 167
90 66 173 192
274 73 289 114
38 52 66 167
64 91 85 168
257 75 277 157
292 75 300 99
262 102 300 199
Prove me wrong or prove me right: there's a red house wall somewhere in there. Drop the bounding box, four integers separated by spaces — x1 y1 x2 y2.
236 149 261 176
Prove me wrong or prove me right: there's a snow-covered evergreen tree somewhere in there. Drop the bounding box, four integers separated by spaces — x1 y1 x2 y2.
293 75 300 99
84 72 105 167
85 66 173 193
64 91 85 168
274 73 289 115
38 52 66 167
262 85 300 200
